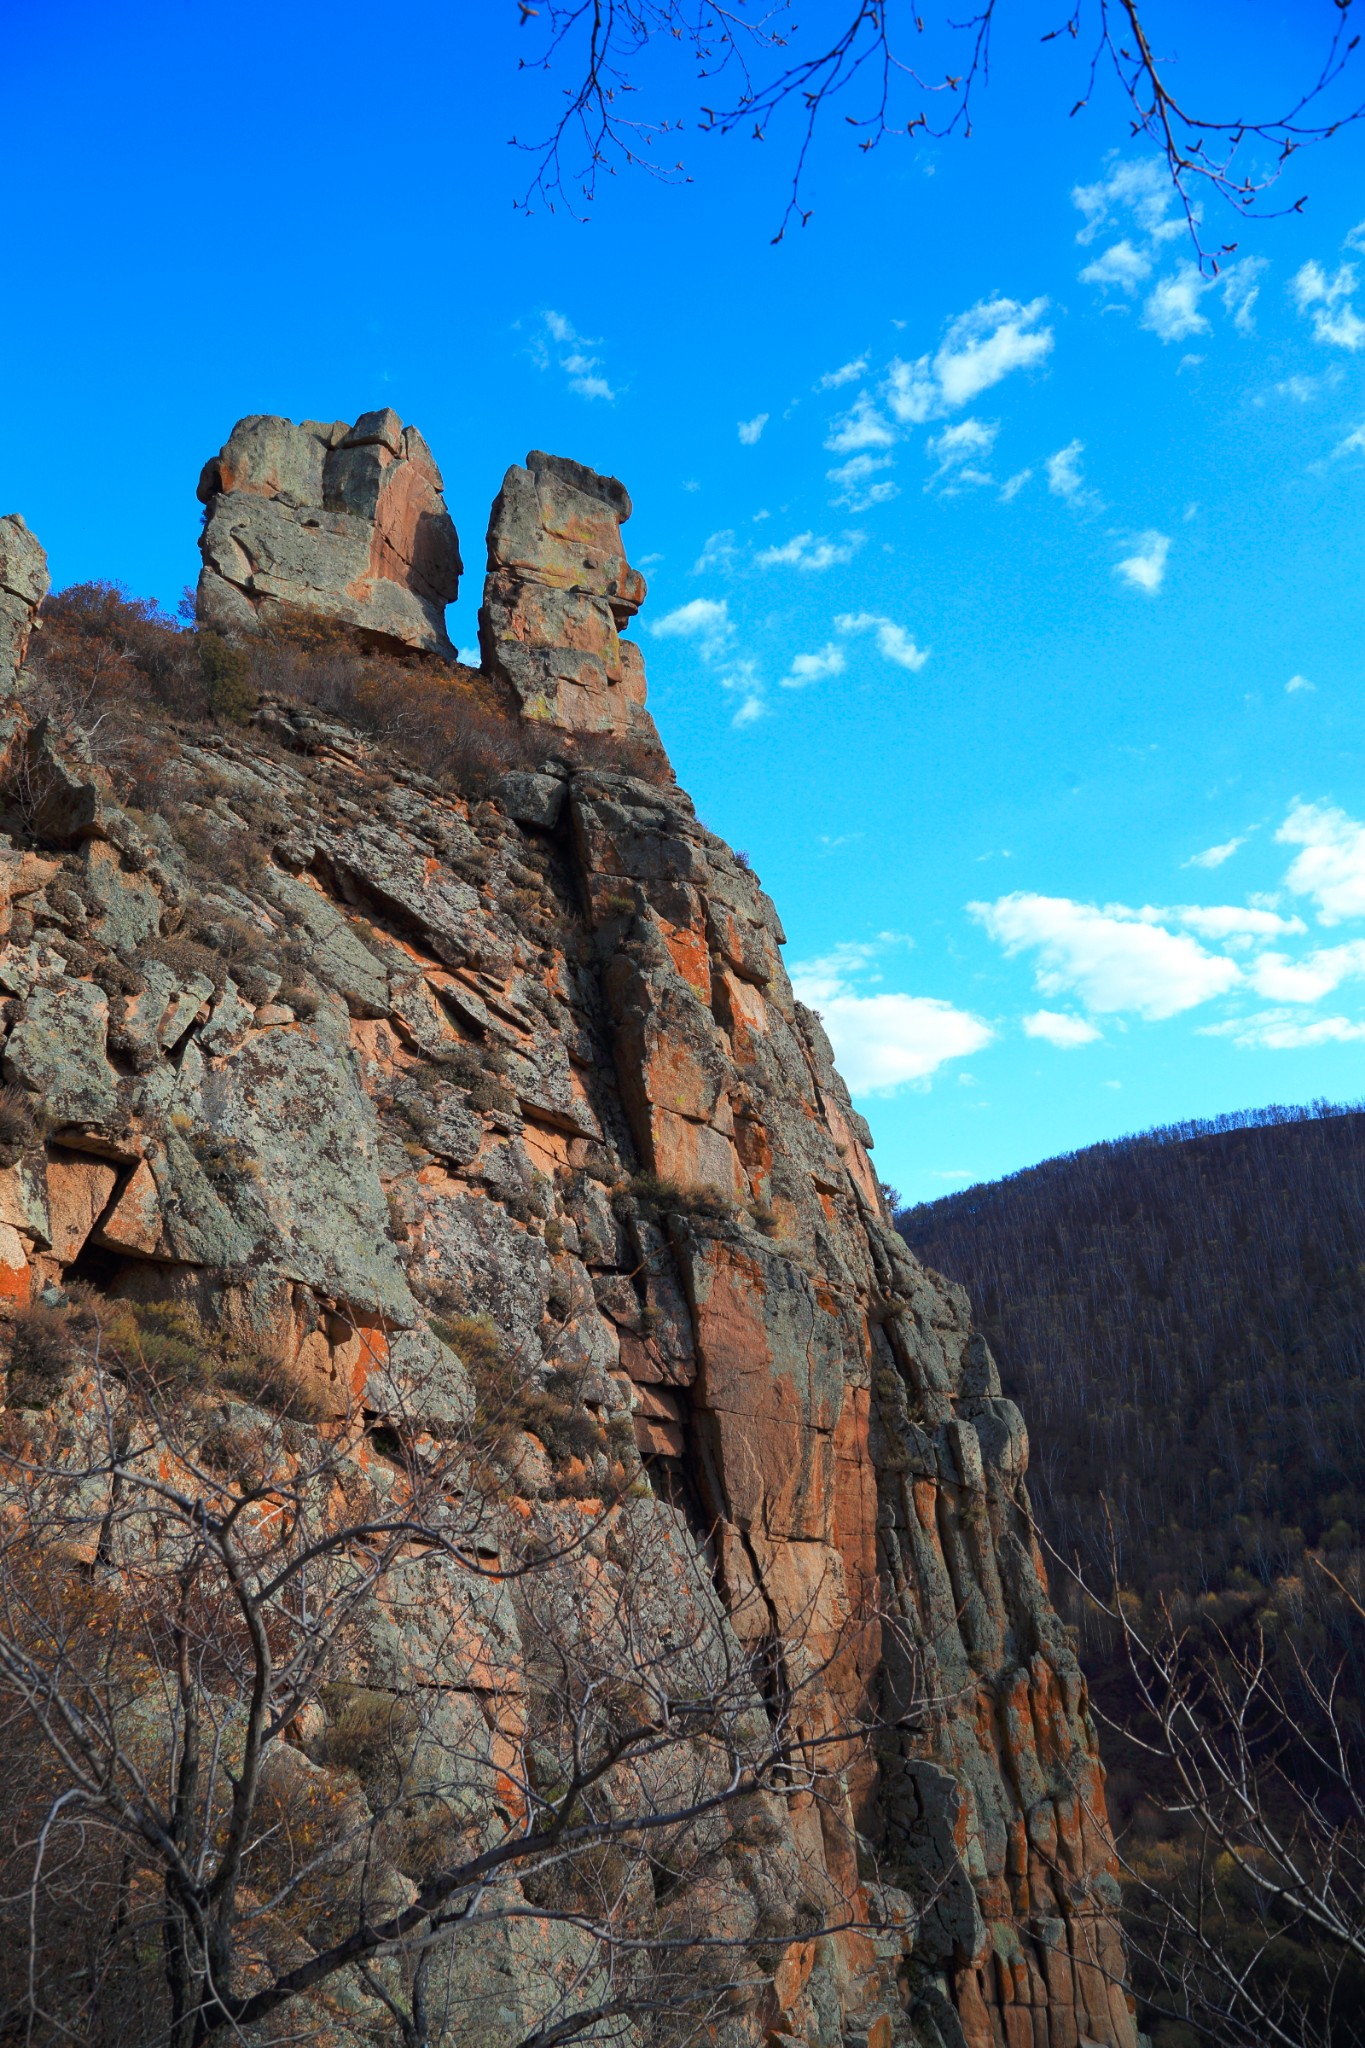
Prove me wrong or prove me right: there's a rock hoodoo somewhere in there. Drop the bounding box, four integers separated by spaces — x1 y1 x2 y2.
197 409 463 654
481 450 659 745
0 430 1137 2048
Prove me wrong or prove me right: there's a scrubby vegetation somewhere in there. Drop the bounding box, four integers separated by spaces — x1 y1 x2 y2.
23 580 666 802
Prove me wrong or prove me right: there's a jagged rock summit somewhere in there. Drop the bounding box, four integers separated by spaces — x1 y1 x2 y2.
197 408 463 654
0 436 1138 2048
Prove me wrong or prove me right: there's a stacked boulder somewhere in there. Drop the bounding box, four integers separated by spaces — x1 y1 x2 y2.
196 409 463 655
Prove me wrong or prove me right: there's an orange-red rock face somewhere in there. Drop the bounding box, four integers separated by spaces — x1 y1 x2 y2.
0 473 1134 2048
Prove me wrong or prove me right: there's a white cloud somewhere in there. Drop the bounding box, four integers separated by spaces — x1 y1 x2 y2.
1184 836 1246 870
1046 438 1091 504
1347 220 1365 252
1292 259 1365 349
1203 1009 1365 1051
1143 265 1212 343
1286 674 1316 694
926 416 997 490
1221 259 1266 335
782 643 847 689
1172 904 1304 944
827 452 899 512
1080 239 1153 292
535 311 616 399
971 892 1240 1019
755 531 862 571
835 612 930 672
791 943 992 1093
1075 166 1261 334
648 596 732 660
886 296 1054 424
1249 940 1365 1002
825 393 898 454
1023 1010 1102 1047
1278 800 1365 924
692 529 739 574
818 356 868 389
1073 157 1184 246
999 469 1032 502
1330 424 1365 462
1114 530 1171 593
738 413 769 445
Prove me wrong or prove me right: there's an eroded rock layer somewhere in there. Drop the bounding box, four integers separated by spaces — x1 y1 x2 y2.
0 460 1135 2048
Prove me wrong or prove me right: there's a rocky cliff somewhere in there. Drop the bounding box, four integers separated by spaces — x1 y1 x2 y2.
0 428 1135 2048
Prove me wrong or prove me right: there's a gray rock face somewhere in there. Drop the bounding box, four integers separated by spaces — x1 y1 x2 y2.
0 465 1136 2048
480 451 660 745
0 516 49 686
196 410 463 655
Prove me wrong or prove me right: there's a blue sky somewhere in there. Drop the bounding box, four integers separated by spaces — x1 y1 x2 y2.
5 3 1365 1202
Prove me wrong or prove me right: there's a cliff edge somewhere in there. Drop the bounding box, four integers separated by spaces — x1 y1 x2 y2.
0 427 1135 2048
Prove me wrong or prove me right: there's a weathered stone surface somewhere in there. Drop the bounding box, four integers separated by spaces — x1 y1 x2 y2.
480 451 660 744
0 515 48 686
197 412 462 655
0 447 1135 2048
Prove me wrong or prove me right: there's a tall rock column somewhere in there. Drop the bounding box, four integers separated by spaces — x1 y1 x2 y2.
479 450 660 746
197 410 462 655
0 515 49 687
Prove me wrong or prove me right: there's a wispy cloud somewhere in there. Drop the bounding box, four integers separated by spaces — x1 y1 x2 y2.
824 392 898 454
755 531 863 571
1114 530 1171 593
1075 162 1263 338
817 356 869 390
648 596 732 660
827 452 899 512
782 643 847 689
1286 674 1316 695
1023 1009 1102 1047
835 611 930 672
1080 238 1153 292
1142 265 1211 343
1045 438 1097 506
692 529 739 574
1292 258 1365 350
536 310 616 399
925 416 997 491
885 295 1053 424
1184 835 1247 870
1203 1010 1365 1051
737 413 769 445
1074 157 1186 247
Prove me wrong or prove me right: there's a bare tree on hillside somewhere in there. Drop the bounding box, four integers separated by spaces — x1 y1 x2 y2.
510 0 1364 251
1053 1536 1365 2047
0 1299 912 2048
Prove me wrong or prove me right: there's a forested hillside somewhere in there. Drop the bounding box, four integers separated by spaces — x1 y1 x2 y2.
899 1104 1365 2046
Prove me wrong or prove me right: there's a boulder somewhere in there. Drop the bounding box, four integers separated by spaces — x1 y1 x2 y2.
196 411 462 656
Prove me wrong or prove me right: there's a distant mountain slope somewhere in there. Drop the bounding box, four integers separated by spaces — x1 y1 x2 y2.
898 1103 1365 1606
899 1103 1365 2044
